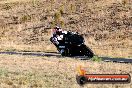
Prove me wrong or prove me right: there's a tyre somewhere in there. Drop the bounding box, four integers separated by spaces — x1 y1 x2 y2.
60 49 64 56
80 45 94 58
60 49 69 56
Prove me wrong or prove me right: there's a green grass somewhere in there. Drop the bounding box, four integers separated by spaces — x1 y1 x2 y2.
0 68 8 77
91 56 102 62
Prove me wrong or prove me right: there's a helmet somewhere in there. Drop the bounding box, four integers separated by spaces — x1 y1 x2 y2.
54 26 62 35
54 26 61 30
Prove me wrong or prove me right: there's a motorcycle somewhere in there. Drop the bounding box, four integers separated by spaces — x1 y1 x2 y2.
50 31 94 58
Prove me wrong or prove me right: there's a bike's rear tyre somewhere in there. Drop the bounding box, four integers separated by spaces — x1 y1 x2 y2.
81 45 94 58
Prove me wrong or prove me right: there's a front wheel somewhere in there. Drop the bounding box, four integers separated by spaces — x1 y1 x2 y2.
60 49 70 56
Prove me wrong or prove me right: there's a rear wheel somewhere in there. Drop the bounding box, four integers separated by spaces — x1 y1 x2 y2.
81 45 94 58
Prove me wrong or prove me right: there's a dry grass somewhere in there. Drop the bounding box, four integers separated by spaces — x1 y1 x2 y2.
0 0 131 58
0 2 131 88
0 42 57 52
0 0 32 4
0 54 131 88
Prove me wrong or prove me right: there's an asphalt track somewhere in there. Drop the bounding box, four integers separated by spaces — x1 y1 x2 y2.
0 51 132 63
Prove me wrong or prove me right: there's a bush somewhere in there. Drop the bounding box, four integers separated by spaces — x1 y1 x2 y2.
20 15 31 23
59 5 64 15
52 11 65 27
3 4 12 10
91 56 102 62
54 12 61 24
0 68 8 77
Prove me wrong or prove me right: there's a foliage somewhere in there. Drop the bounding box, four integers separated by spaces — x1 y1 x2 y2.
0 68 8 77
20 15 31 23
91 56 102 62
2 3 12 10
52 11 65 27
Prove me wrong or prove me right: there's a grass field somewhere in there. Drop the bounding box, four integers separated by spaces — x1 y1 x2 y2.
0 54 131 88
0 0 131 87
0 0 131 58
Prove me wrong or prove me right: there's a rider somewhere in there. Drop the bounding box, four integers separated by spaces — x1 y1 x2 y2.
50 26 63 45
52 26 63 40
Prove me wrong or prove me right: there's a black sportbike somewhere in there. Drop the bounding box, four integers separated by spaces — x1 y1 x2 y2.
50 31 94 58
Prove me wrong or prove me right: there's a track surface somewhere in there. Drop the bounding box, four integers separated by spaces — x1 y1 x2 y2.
0 51 132 63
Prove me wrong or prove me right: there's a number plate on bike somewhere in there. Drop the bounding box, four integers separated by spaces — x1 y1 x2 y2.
59 46 65 48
